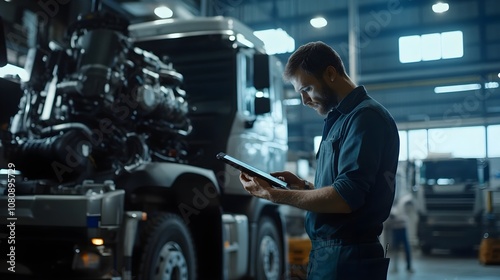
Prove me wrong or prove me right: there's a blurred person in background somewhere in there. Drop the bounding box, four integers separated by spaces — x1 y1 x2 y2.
386 193 414 273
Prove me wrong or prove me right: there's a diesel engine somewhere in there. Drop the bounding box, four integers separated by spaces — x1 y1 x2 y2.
3 12 191 183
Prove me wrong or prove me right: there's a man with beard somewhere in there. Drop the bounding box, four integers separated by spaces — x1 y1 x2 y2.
239 41 400 279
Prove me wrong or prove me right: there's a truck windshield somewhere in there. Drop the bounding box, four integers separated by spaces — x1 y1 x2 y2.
421 159 478 185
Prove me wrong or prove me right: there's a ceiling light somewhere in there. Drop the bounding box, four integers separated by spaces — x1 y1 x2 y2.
497 72 500 79
485 82 499 89
434 83 481 94
154 6 173 19
432 2 449 13
310 17 327 28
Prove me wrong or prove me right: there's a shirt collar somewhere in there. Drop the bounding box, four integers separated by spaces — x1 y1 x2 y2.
334 85 367 115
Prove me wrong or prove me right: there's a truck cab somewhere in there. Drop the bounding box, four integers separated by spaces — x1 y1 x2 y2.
415 158 489 254
130 16 288 196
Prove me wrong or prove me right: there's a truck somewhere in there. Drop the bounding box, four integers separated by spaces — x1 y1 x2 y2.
0 7 288 280
415 157 489 255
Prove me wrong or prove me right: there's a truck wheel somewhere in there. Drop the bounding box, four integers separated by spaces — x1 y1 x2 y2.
256 217 283 280
137 213 197 280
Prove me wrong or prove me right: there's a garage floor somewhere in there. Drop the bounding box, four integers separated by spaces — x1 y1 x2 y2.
387 248 500 280
289 247 500 280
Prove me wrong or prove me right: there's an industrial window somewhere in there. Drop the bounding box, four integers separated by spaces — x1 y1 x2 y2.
314 136 321 154
399 31 463 63
428 126 485 158
408 129 428 160
254 29 295 55
399 130 408 161
487 125 500 157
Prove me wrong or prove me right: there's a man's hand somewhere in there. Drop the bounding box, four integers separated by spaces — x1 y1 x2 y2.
239 171 351 213
239 172 275 200
271 171 310 190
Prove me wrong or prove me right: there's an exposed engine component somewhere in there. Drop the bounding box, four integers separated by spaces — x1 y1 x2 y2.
3 11 191 182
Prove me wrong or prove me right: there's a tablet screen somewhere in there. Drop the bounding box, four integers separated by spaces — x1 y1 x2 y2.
216 152 290 190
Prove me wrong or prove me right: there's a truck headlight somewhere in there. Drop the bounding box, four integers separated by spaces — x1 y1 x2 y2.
91 238 104 246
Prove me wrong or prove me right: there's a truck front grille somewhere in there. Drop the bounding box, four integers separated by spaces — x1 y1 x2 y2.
425 193 475 211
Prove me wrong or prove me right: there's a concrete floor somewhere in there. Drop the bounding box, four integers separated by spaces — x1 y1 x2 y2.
289 247 500 280
387 248 500 280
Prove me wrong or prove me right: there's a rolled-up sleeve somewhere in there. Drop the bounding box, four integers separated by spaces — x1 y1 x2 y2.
333 108 387 211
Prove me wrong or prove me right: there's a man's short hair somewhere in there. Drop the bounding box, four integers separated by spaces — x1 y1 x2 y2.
283 41 347 81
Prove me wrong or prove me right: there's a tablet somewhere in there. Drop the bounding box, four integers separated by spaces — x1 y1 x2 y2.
216 152 290 190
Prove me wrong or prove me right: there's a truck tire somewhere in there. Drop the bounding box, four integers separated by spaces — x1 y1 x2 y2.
137 212 197 280
256 217 283 280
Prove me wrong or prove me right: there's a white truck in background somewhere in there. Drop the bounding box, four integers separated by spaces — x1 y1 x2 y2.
415 157 489 255
0 6 288 280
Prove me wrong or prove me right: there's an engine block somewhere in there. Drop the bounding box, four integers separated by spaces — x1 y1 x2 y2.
3 11 192 182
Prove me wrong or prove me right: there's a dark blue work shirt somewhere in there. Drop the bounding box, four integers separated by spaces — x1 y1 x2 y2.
306 86 399 241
